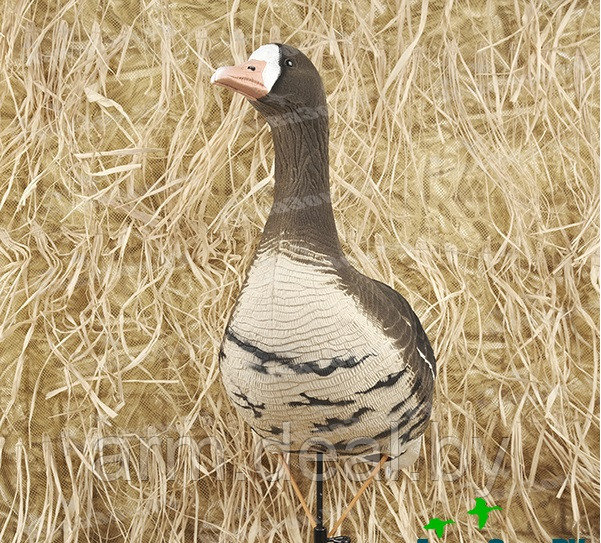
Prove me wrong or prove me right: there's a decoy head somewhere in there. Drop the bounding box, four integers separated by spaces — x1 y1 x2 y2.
211 43 327 124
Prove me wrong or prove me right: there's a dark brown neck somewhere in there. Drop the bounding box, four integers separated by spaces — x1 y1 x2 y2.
261 110 342 256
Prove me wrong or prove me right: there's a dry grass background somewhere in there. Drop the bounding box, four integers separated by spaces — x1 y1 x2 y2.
0 0 599 541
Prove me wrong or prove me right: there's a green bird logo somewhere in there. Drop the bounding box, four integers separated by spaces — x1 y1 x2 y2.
423 517 455 537
468 498 502 529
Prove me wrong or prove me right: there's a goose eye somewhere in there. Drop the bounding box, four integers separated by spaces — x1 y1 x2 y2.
247 65 256 71
285 59 293 67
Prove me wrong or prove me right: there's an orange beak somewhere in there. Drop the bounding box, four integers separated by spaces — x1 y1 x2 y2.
210 60 269 100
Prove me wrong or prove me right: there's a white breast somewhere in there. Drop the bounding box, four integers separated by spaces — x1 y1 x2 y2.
220 242 416 453
228 245 394 363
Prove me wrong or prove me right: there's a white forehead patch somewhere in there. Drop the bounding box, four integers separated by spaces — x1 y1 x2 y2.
249 44 281 92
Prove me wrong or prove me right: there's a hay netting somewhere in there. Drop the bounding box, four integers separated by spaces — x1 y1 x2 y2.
0 0 598 541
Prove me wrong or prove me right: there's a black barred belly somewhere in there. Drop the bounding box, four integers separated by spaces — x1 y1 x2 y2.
219 249 429 455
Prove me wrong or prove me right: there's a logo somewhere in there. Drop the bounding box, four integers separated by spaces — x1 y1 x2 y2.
421 498 502 538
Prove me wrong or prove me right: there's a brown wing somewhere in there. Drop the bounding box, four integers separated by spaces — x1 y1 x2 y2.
337 263 436 441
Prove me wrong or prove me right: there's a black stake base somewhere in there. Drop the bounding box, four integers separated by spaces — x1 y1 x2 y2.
315 523 351 543
315 528 351 542
313 526 327 543
313 453 352 543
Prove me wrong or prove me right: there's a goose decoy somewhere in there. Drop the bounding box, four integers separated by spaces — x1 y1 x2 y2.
212 43 436 536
